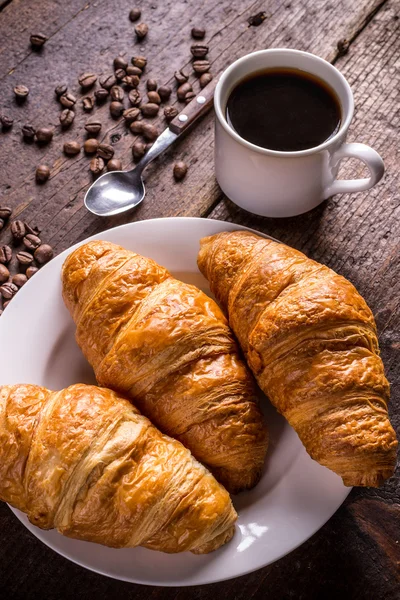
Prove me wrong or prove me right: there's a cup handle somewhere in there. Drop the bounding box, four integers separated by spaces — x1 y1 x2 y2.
324 142 384 198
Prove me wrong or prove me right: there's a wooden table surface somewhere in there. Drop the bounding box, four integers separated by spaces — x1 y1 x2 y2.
0 0 399 598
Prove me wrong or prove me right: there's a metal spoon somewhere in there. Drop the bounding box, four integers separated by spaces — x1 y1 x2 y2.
84 78 218 217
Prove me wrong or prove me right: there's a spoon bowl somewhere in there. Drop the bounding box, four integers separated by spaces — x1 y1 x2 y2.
84 169 145 217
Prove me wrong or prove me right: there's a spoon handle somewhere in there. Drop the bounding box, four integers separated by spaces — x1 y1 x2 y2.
169 77 219 135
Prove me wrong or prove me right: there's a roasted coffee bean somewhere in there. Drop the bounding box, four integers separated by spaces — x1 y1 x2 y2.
83 138 99 154
141 123 158 141
146 79 157 91
0 207 12 220
128 89 141 106
78 72 97 89
114 56 128 70
173 161 188 181
115 68 126 81
34 244 54 265
16 250 33 266
158 85 172 101
129 7 141 21
191 43 209 58
107 158 122 171
110 101 124 118
141 103 159 117
193 59 210 74
24 223 41 236
12 273 27 288
191 26 206 39
21 124 36 140
100 74 117 90
126 65 142 76
0 264 9 284
59 109 75 128
60 92 76 108
122 75 140 88
94 88 109 103
14 85 29 100
55 83 67 97
0 245 12 264
132 141 146 161
35 164 50 183
23 233 41 251
11 220 26 242
110 85 124 101
97 143 115 160
185 91 196 103
82 96 94 111
63 141 81 156
129 121 143 134
30 33 47 49
84 121 102 135
90 157 105 176
123 107 140 123
177 82 192 101
35 127 53 143
199 72 213 88
0 219 4 232
135 23 148 40
1 115 13 130
26 266 39 279
0 283 18 300
147 91 161 104
174 69 188 84
164 105 178 121
131 55 147 69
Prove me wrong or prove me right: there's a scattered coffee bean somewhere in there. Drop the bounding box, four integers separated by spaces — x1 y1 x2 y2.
191 26 206 39
12 273 27 288
84 138 99 154
0 282 18 300
146 79 157 91
173 161 188 181
63 140 81 156
110 101 124 118
107 158 122 171
16 250 34 266
78 72 97 89
141 123 158 141
0 207 12 220
114 56 128 70
126 65 142 76
60 92 76 108
177 82 192 101
132 141 146 161
0 219 4 232
147 91 161 104
337 38 350 56
115 68 126 81
199 72 213 88
123 107 140 122
26 266 39 279
110 85 124 101
11 220 26 242
190 43 209 58
59 109 75 128
97 144 115 160
129 121 143 134
248 12 267 26
82 96 94 111
174 69 188 84
100 74 117 90
0 264 9 284
14 85 30 100
131 55 147 69
35 127 53 143
193 59 210 74
34 244 54 265
23 234 41 251
129 7 141 22
21 124 36 140
55 84 68 97
128 89 141 106
141 103 159 117
185 91 196 103
35 164 50 183
164 105 178 121
30 33 47 49
135 23 148 40
90 157 105 176
0 245 12 264
158 85 172 101
1 115 13 130
122 75 140 88
94 88 109 103
85 121 102 135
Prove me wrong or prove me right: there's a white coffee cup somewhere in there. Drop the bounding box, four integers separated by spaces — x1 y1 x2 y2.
214 49 384 218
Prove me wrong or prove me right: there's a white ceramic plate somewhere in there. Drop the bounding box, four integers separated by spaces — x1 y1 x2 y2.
0 217 350 586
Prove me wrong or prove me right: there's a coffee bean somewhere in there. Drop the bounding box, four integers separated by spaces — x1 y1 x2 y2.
115 68 126 81
135 23 148 40
173 161 188 181
35 127 53 143
132 141 146 161
23 234 41 251
1 115 13 130
100 74 117 90
146 79 157 91
60 92 76 108
164 106 178 122
35 164 50 183
128 89 141 106
59 109 75 128
26 266 39 279
126 65 142 76
158 86 172 101
131 56 147 69
63 141 81 156
34 244 54 265
0 245 12 264
147 91 161 104
107 158 122 171
191 27 206 39
110 101 124 118
129 7 141 21
84 121 102 135
199 72 213 88
21 124 36 140
14 85 29 100
16 250 34 266
193 59 210 74
129 121 143 134
185 91 196 103
24 223 41 236
94 89 109 104
248 12 267 26
114 56 128 70
110 86 124 101
0 264 9 284
30 33 47 49
90 157 105 176
11 220 26 242
123 107 140 123
0 207 12 220
177 82 192 101
0 283 18 300
12 273 27 288
122 75 140 88
141 103 159 117
82 96 94 111
191 43 209 58
55 84 67 97
84 138 99 154
97 144 115 160
78 72 97 89
141 123 158 141
0 219 4 232
174 70 188 84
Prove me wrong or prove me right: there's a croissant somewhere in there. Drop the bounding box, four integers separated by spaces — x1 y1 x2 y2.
0 383 237 554
61 241 268 494
198 230 398 487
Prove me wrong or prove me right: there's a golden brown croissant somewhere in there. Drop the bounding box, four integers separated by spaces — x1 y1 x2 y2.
0 383 237 554
198 230 398 487
61 241 268 494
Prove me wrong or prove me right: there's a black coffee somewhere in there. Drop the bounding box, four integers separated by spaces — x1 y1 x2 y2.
226 68 341 152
